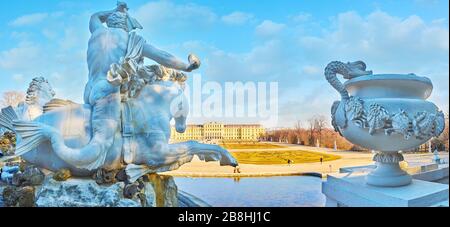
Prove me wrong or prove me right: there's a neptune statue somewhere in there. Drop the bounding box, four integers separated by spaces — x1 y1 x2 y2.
0 2 237 182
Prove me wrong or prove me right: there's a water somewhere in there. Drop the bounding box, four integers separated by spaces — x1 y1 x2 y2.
174 176 326 207
0 185 4 207
435 177 449 184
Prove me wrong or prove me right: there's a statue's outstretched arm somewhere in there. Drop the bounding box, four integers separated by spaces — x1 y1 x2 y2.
89 10 115 33
143 43 194 72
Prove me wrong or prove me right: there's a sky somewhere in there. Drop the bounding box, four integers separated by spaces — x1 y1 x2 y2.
0 0 448 128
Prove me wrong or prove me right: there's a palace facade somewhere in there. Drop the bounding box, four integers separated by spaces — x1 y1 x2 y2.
170 122 266 142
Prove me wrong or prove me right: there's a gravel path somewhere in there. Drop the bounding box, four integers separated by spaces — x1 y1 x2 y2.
163 143 448 177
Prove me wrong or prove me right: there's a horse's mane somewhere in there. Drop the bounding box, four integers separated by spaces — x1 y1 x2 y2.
123 64 187 99
138 65 187 87
25 77 55 105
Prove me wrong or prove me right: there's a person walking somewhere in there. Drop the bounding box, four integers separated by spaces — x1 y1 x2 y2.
234 166 241 174
320 157 323 165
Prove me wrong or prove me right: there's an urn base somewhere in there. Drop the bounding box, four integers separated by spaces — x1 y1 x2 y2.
365 152 412 187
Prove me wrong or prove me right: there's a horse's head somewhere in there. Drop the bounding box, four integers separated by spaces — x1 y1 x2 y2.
170 89 189 133
133 64 189 134
136 79 189 134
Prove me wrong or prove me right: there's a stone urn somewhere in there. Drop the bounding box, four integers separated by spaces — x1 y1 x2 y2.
325 61 445 187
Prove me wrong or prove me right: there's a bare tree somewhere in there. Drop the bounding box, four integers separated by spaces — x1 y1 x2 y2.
313 115 327 147
1 91 25 108
294 120 302 131
307 118 315 146
264 121 354 150
437 111 449 151
294 120 302 144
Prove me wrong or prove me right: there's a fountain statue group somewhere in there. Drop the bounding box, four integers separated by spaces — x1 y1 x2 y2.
0 2 237 183
0 2 447 190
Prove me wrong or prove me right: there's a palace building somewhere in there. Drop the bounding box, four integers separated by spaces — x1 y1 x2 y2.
170 122 266 142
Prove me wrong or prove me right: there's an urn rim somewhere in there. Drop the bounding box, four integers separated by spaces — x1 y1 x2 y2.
344 73 433 99
344 73 432 87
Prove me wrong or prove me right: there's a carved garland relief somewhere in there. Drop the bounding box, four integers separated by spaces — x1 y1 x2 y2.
332 97 445 140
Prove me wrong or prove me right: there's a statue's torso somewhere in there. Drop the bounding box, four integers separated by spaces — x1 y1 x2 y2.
87 27 129 84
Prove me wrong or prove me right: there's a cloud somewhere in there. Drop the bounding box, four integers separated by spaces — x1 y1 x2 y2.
42 28 57 39
301 65 321 76
290 12 312 23
9 11 65 27
1 10 89 103
183 9 449 126
1 2 448 127
10 31 30 40
12 74 24 83
9 13 49 27
193 39 297 84
414 0 440 5
133 0 217 33
221 12 254 25
255 20 286 37
0 42 42 70
299 11 448 65
296 10 449 122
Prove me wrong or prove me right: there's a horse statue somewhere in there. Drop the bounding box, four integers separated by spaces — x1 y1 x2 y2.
1 2 239 183
0 76 56 145
0 77 56 133
0 66 238 182
16 77 56 121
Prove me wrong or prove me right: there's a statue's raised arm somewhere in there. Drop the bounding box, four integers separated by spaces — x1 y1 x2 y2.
92 1 200 74
89 2 133 33
89 9 115 33
142 43 200 72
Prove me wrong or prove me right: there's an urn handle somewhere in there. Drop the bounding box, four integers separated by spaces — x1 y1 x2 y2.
324 61 373 100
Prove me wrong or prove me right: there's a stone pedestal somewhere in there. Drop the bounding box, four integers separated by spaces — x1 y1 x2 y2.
366 152 412 187
322 172 449 207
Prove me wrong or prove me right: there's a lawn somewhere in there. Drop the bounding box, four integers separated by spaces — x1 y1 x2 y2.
219 143 286 150
230 150 341 165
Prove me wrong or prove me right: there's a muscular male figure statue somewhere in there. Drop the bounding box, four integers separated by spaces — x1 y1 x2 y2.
82 2 198 170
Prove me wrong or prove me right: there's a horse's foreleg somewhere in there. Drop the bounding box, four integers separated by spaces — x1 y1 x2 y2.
167 141 238 167
127 140 238 182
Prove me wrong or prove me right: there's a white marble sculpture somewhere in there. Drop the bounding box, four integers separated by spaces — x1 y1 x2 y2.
433 149 441 164
0 2 237 182
325 61 445 187
15 77 56 121
0 77 55 133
